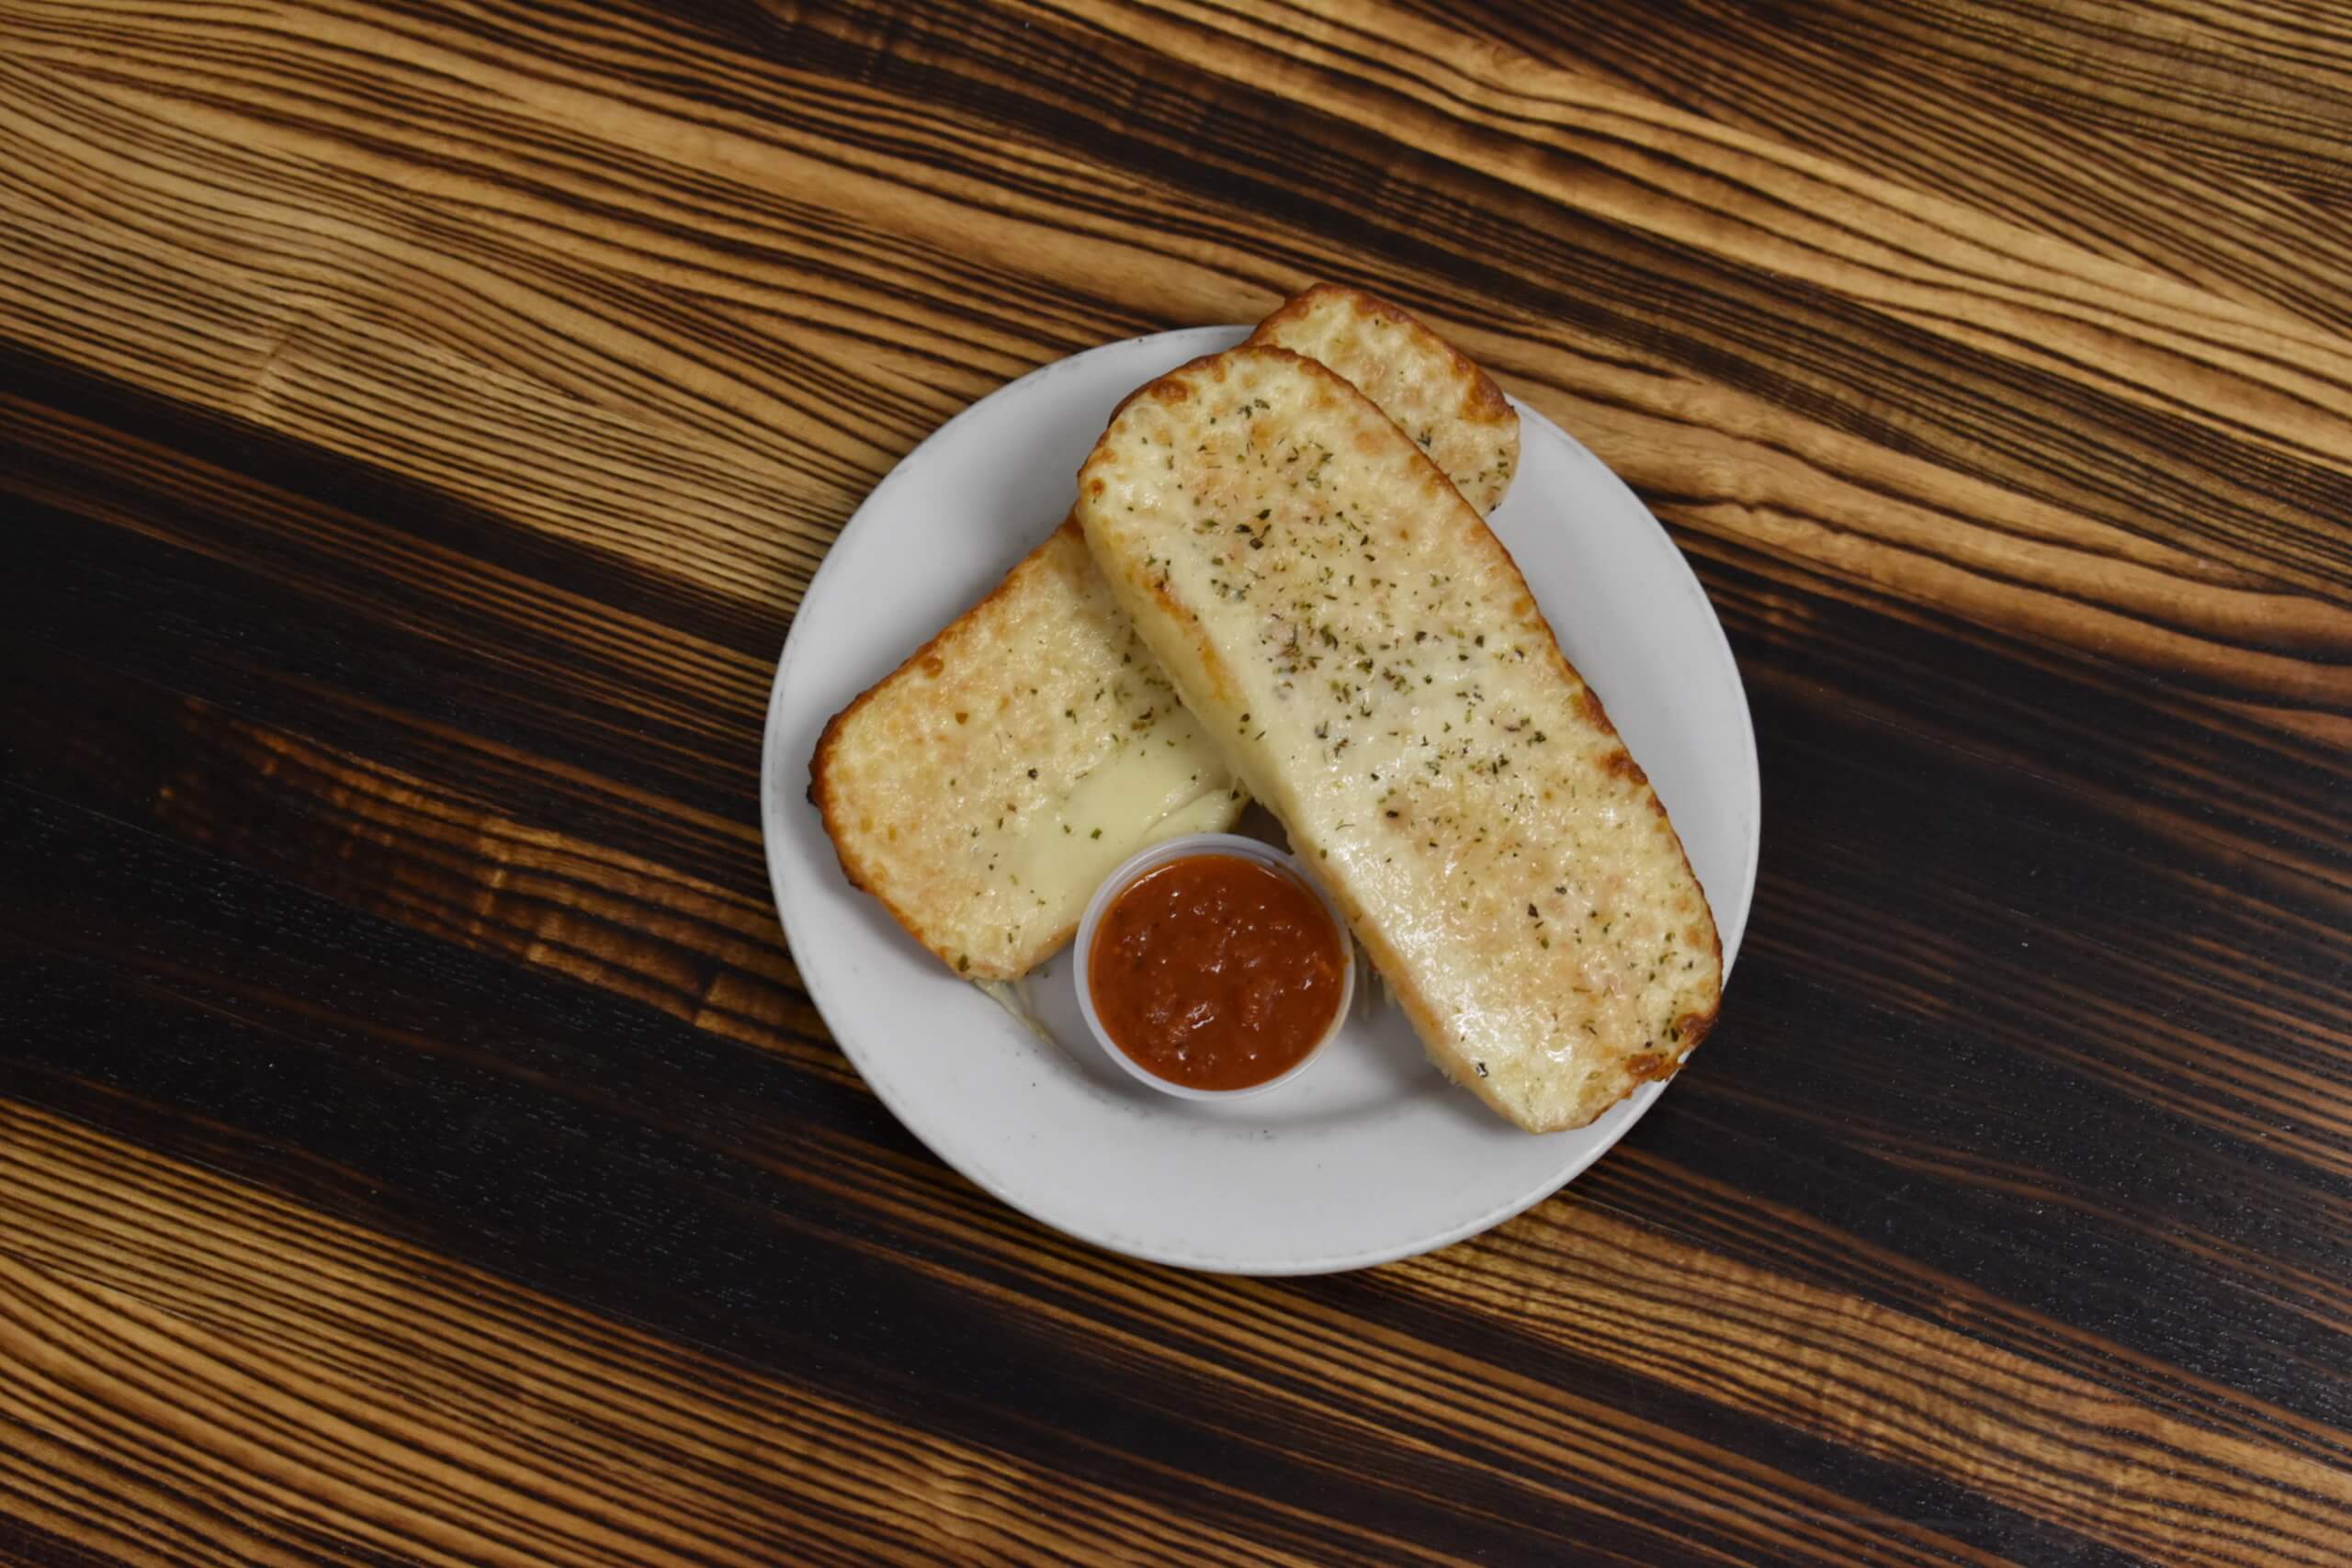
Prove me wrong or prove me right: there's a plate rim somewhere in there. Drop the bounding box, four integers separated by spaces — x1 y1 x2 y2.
759 325 1760 1274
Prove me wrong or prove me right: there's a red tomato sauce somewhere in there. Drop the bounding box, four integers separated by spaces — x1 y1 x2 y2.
1088 854 1346 1091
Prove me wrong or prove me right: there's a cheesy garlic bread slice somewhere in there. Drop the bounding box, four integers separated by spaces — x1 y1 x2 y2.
1076 345 1720 1131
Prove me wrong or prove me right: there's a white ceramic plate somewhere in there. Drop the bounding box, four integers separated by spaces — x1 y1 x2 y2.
760 327 1758 1274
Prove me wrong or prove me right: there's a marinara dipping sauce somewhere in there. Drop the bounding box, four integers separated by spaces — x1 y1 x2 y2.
1086 852 1349 1092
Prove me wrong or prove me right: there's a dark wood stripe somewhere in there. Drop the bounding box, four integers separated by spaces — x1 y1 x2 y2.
0 499 763 886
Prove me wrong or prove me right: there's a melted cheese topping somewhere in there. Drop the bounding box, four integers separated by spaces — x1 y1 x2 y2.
1004 728 1243 919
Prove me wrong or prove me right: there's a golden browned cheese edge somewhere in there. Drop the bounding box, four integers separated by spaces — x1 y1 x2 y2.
808 515 1091 981
1246 281 1515 430
1079 346 1721 1131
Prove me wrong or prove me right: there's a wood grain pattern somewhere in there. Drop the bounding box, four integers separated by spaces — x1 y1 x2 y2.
3 0 2349 1562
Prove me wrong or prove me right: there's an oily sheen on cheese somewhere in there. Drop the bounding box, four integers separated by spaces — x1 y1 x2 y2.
1076 346 1722 1132
814 286 1520 982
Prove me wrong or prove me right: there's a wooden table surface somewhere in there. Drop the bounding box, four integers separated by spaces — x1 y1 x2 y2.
6 1 2350 1562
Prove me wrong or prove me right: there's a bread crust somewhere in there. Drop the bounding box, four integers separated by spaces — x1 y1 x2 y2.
1250 284 1512 423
